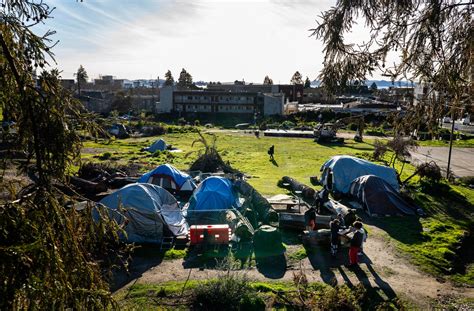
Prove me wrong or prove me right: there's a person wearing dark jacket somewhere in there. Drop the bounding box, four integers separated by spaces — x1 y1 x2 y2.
329 218 340 256
349 221 364 266
268 145 275 160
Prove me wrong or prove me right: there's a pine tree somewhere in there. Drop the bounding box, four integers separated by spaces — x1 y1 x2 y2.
164 70 174 86
290 71 303 85
263 75 273 85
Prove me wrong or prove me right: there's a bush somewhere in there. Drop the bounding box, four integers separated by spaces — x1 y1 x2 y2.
347 123 358 131
457 176 474 187
192 274 264 310
194 119 200 126
99 152 112 160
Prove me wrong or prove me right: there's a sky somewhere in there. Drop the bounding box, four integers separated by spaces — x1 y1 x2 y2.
38 0 373 83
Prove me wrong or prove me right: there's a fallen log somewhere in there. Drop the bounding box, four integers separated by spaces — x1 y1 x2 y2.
107 176 137 189
234 180 279 225
278 176 316 202
70 176 108 195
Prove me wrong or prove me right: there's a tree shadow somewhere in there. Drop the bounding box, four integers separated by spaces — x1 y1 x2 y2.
111 244 165 292
361 214 425 246
255 254 287 279
182 245 231 269
270 158 279 167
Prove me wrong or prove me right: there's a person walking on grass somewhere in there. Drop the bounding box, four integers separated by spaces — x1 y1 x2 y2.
268 145 275 161
348 221 364 266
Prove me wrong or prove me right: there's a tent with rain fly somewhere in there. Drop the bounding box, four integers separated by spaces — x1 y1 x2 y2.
144 138 167 153
320 155 399 194
184 176 240 225
98 183 188 244
138 164 196 196
349 175 419 216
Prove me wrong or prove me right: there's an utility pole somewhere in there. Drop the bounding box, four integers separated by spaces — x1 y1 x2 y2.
446 114 455 179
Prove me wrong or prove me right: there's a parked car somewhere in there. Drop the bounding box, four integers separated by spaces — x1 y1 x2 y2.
442 116 452 123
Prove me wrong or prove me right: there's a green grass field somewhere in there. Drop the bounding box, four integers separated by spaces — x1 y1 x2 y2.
81 131 473 285
82 131 416 195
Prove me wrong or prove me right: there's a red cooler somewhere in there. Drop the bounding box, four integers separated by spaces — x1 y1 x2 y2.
189 224 231 245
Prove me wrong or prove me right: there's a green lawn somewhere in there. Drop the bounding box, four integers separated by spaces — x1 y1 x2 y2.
82 132 415 195
81 131 473 285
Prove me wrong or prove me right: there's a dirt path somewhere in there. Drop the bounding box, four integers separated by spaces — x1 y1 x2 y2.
116 224 474 308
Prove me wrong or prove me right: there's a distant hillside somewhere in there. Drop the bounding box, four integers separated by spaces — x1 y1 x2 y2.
311 80 415 88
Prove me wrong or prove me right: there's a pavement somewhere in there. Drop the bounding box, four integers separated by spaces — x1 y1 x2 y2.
410 146 474 177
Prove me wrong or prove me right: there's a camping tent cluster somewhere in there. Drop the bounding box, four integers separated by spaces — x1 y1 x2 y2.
320 155 420 216
97 164 280 247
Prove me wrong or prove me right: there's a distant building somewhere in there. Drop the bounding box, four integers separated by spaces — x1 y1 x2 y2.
79 90 113 113
158 87 284 116
207 83 304 103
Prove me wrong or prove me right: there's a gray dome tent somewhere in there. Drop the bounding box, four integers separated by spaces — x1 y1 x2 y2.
98 183 188 244
349 175 419 216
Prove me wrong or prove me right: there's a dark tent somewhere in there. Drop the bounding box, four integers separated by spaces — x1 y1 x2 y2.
349 175 419 216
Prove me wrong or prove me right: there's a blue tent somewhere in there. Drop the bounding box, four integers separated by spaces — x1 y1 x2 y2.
187 176 238 212
145 139 167 153
138 164 195 191
98 183 188 244
320 155 399 194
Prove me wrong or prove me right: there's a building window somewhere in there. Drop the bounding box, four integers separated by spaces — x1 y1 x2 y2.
187 96 192 100
187 105 191 109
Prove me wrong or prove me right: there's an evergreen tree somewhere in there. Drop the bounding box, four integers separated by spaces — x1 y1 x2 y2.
370 82 378 92
290 71 303 85
177 68 193 88
164 70 174 86
304 76 311 88
75 65 88 95
311 0 473 133
263 75 273 85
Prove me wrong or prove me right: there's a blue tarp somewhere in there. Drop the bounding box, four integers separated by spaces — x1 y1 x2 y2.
187 176 238 211
145 139 167 153
138 164 191 187
320 155 399 194
98 183 188 243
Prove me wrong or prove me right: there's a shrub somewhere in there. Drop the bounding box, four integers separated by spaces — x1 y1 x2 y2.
192 274 264 310
99 152 112 160
348 123 358 131
194 119 201 126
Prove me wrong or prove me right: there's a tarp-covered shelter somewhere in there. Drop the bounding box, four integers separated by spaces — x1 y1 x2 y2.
320 155 399 194
98 183 188 244
349 175 418 216
185 176 240 224
144 138 167 153
138 164 196 194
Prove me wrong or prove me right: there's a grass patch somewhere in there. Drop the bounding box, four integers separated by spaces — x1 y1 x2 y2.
287 245 308 261
372 181 474 285
163 248 188 260
82 132 379 195
416 138 474 148
115 278 409 310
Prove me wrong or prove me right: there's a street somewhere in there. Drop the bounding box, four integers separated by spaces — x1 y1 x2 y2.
410 146 474 177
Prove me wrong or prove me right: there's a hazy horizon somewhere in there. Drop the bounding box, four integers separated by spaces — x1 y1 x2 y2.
39 0 390 83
